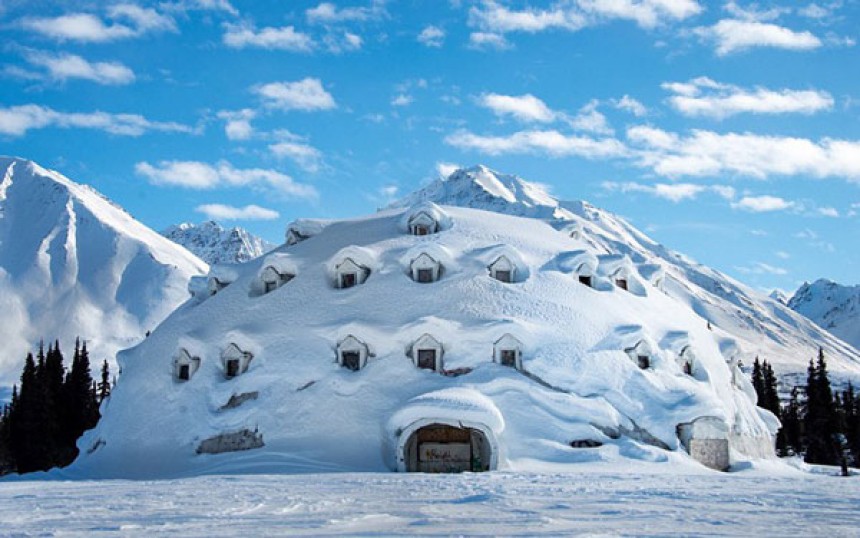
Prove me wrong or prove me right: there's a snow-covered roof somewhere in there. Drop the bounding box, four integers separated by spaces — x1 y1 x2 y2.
386 388 505 440
208 264 239 284
285 218 330 244
327 245 379 278
552 250 599 275
257 253 298 280
399 202 451 233
598 254 634 278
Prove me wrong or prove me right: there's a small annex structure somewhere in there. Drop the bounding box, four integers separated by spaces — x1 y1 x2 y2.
493 334 523 370
285 219 328 246
410 252 442 283
173 348 201 381
556 250 598 288
411 333 444 372
488 255 516 284
624 339 655 370
408 210 439 236
256 253 297 295
599 254 635 292
401 202 449 236
337 335 369 371
221 343 253 379
335 257 370 289
677 416 730 471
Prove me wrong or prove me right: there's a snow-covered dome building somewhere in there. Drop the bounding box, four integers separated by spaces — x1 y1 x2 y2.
69 170 786 478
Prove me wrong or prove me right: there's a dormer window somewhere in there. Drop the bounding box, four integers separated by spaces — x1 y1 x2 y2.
337 335 369 371
411 334 444 372
493 334 523 370
488 255 517 284
410 253 442 284
174 349 201 382
335 257 370 289
616 278 628 291
579 275 593 287
408 211 439 236
637 355 650 369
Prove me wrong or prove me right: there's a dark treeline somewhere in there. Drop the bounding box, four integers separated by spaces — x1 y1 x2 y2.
753 349 860 474
0 339 111 475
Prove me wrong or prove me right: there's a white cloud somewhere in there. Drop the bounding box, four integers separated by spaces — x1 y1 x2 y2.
223 23 314 51
478 93 556 122
135 160 318 198
613 95 647 116
468 32 511 50
322 31 363 53
254 78 336 111
731 195 795 212
627 126 860 181
269 140 323 172
391 94 413 107
817 206 839 217
602 181 735 202
195 203 280 221
161 0 238 15
22 51 135 85
216 109 256 140
774 250 790 259
0 104 192 137
445 129 627 159
418 25 445 47
694 19 822 55
734 261 788 275
306 1 386 24
468 0 701 35
568 100 612 134
723 1 788 22
20 5 176 43
663 77 834 119
436 162 461 178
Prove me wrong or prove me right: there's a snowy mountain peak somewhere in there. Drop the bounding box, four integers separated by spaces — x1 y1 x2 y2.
162 220 274 265
769 289 790 305
788 279 860 350
391 165 568 219
0 156 208 385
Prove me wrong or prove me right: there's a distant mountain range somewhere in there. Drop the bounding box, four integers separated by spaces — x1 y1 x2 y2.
787 279 860 351
162 221 274 265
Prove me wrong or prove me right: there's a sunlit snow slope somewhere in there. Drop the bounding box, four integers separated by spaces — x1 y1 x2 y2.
0 157 208 385
72 175 795 477
394 166 860 379
789 279 860 351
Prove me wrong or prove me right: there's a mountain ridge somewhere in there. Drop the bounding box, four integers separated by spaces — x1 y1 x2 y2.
162 221 274 265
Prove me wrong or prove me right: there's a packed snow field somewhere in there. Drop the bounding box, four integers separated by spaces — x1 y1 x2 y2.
2 468 859 536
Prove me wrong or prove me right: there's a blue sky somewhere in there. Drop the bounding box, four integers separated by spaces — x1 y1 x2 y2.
0 0 858 294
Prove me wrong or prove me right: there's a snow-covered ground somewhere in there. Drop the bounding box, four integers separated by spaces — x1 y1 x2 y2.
2 468 859 536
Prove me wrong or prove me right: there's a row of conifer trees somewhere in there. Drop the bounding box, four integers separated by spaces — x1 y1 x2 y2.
752 349 860 473
0 340 111 475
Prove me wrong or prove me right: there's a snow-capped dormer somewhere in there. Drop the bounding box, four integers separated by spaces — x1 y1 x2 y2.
556 250 598 287
493 334 523 370
257 253 297 295
334 257 370 289
337 335 369 371
207 265 238 296
599 254 635 292
488 255 516 284
411 333 444 372
624 339 655 370
408 211 438 236
173 348 201 382
677 345 696 376
638 263 666 291
410 252 441 283
285 219 328 246
221 343 253 379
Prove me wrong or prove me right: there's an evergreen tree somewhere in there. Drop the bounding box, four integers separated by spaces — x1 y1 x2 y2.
762 361 781 419
780 387 802 456
11 352 52 473
804 349 840 465
841 383 860 467
97 360 111 403
751 357 765 404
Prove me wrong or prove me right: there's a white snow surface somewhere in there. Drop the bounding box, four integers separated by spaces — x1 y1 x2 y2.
3 467 860 536
70 195 780 477
392 166 860 381
788 279 860 351
162 221 274 265
0 157 208 385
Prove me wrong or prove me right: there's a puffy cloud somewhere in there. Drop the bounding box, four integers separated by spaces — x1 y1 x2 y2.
817 206 839 217
613 95 648 116
21 5 176 42
663 77 833 119
417 25 445 47
135 160 318 198
20 51 135 85
576 0 702 29
162 0 238 15
731 195 795 212
568 100 612 134
269 140 324 172
223 23 314 51
254 78 336 111
601 181 735 202
694 19 822 55
216 109 256 140
391 94 413 107
305 1 386 24
469 1 585 33
445 129 628 158
468 32 511 50
0 104 192 137
627 126 860 180
478 93 556 122
195 203 280 220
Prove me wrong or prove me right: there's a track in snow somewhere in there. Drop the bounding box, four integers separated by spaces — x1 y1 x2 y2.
2 470 859 536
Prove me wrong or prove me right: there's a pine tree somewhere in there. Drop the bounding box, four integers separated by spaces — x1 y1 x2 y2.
780 387 802 456
762 361 781 419
97 360 111 403
804 348 840 465
751 357 765 404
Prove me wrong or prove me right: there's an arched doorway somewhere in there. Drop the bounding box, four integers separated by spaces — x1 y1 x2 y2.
398 421 496 473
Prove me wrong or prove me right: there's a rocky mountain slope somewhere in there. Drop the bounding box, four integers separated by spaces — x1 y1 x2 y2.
162 221 274 265
788 279 860 351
